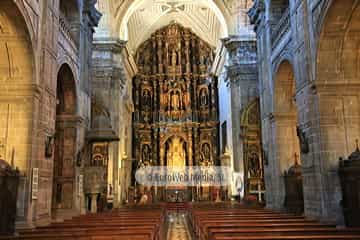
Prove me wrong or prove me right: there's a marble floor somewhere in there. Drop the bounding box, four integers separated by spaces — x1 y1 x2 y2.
166 213 193 240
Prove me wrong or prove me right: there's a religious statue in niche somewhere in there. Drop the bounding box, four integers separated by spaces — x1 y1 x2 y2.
166 137 186 167
171 90 181 111
248 151 261 177
183 90 190 108
45 135 55 158
296 126 309 154
171 50 177 67
142 90 151 109
200 143 212 164
141 144 151 165
200 88 208 106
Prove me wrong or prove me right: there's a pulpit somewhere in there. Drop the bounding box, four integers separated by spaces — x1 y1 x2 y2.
0 159 19 235
283 157 304 214
85 98 119 212
339 143 360 227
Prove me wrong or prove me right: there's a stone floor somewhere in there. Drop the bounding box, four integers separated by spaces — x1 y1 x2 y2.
166 213 193 240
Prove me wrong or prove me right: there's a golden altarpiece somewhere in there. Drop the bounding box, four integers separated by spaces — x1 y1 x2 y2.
132 23 220 202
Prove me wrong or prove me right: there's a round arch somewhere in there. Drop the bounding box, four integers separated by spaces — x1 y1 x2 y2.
162 133 188 146
315 0 360 156
311 0 360 221
270 59 303 212
316 0 360 87
56 63 78 115
52 63 78 213
56 60 79 115
164 135 188 167
273 60 297 114
117 0 229 42
0 0 35 172
315 0 360 161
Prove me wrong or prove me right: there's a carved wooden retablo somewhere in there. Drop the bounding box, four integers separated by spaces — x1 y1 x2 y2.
132 23 219 200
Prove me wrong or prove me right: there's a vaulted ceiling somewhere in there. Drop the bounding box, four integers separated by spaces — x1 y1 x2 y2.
95 0 254 55
118 0 229 53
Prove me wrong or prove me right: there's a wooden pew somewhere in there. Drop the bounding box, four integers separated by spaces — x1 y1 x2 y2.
12 206 166 240
188 203 360 240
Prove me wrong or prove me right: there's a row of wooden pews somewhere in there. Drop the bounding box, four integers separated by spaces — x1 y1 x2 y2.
1 205 165 240
189 203 360 240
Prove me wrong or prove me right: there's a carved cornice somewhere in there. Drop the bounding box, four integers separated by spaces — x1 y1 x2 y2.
222 35 244 51
93 38 127 53
222 37 258 85
56 115 86 128
268 112 297 122
226 64 258 82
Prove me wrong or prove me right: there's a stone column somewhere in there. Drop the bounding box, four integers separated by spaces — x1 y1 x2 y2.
221 36 258 199
92 39 127 208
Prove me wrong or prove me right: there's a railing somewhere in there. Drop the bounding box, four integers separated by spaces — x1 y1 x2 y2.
271 7 290 49
59 12 78 48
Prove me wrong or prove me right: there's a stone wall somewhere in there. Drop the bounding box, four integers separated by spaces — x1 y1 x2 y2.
249 0 360 224
0 0 99 227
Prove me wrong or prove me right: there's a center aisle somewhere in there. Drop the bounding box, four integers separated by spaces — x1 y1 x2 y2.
167 213 193 240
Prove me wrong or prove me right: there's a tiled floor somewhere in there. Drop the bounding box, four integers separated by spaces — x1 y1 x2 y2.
167 213 192 240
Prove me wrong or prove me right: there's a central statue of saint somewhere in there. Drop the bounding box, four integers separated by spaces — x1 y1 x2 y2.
167 137 186 167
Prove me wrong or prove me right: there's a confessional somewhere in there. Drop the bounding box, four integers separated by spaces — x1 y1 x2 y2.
0 159 19 235
283 156 304 215
339 144 360 227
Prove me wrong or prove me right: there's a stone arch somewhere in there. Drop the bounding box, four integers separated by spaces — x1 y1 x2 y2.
56 58 79 113
272 53 296 96
52 63 78 216
269 60 302 211
273 60 300 170
56 64 77 115
0 0 35 171
12 0 37 52
316 0 360 160
313 0 360 221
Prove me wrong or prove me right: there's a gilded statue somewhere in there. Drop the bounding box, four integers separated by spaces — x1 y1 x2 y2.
171 91 181 110
200 143 211 164
171 50 177 67
183 91 190 108
167 137 186 167
200 89 208 106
